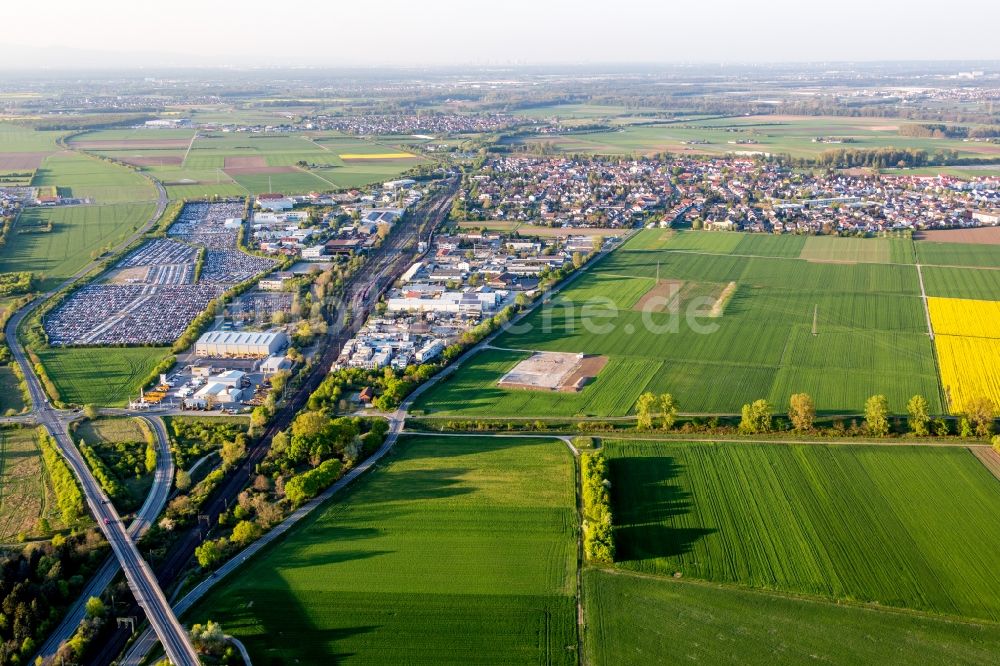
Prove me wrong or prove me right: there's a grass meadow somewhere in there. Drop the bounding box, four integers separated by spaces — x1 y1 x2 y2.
1 203 155 288
584 571 1000 666
36 346 170 406
0 428 60 541
416 229 945 416
188 435 578 665
604 440 1000 621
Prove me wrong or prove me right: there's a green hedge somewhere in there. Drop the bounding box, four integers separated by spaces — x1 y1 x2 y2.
581 451 615 563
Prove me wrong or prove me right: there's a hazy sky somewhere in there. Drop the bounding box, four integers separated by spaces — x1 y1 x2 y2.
2 0 999 67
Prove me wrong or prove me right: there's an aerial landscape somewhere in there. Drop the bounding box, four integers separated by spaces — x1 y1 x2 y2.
1 1 1000 664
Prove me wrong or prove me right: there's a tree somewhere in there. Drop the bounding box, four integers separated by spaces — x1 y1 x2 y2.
190 621 227 656
220 436 247 468
658 393 678 430
82 404 99 420
175 469 191 492
906 394 931 436
788 393 816 432
230 520 262 546
84 596 105 619
635 392 657 430
965 397 996 438
572 251 585 269
993 435 1000 454
864 395 890 437
739 399 773 434
195 538 227 569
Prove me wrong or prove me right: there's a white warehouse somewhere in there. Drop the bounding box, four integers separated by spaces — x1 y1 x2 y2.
195 330 288 357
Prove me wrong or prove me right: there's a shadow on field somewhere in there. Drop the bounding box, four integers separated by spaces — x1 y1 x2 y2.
212 586 379 666
609 456 715 562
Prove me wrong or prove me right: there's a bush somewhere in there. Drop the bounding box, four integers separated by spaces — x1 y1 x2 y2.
285 458 344 506
38 429 85 523
581 452 615 563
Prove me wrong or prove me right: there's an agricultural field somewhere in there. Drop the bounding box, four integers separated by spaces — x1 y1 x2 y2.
0 427 61 542
915 241 1000 267
928 296 1000 412
0 202 156 289
31 152 157 203
70 129 428 197
188 435 578 665
604 440 1000 621
416 229 942 416
35 346 171 406
584 571 1000 666
508 115 1000 160
922 265 1000 300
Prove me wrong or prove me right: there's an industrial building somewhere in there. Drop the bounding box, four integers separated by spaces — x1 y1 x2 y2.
195 330 288 357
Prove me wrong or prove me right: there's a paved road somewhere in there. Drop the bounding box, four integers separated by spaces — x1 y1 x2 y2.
106 177 460 664
120 208 625 666
6 174 199 664
32 415 175 662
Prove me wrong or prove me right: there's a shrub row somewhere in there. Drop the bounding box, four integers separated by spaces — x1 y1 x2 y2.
37 428 85 524
581 451 615 563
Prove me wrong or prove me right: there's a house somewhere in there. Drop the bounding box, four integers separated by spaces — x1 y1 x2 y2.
359 386 375 403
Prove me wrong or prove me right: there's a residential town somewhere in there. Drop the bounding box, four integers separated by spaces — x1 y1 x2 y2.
453 155 1000 234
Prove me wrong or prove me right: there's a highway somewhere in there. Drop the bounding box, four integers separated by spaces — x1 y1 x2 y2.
5 173 200 664
32 415 175 662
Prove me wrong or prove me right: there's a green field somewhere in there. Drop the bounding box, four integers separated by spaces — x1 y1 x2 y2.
189 435 578 664
0 202 155 289
36 346 170 406
416 229 942 416
0 428 60 541
31 152 156 203
604 440 1000 621
508 114 999 160
915 241 1000 268
0 365 26 415
584 570 1000 666
922 265 1000 300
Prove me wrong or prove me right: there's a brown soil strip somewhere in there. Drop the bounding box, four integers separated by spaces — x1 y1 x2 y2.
633 280 684 312
970 446 1000 481
915 227 1000 245
0 152 49 169
121 155 183 167
560 355 609 392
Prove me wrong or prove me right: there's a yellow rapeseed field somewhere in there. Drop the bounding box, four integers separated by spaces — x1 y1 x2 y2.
927 297 1000 413
927 297 1000 339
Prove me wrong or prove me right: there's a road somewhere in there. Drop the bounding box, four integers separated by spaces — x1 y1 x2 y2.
5 174 199 664
121 204 626 666
96 177 460 664
32 415 175 662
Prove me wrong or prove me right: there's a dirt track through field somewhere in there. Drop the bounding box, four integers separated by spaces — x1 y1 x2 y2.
970 446 1000 481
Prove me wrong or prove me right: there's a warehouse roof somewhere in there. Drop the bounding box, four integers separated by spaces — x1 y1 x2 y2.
197 330 286 346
